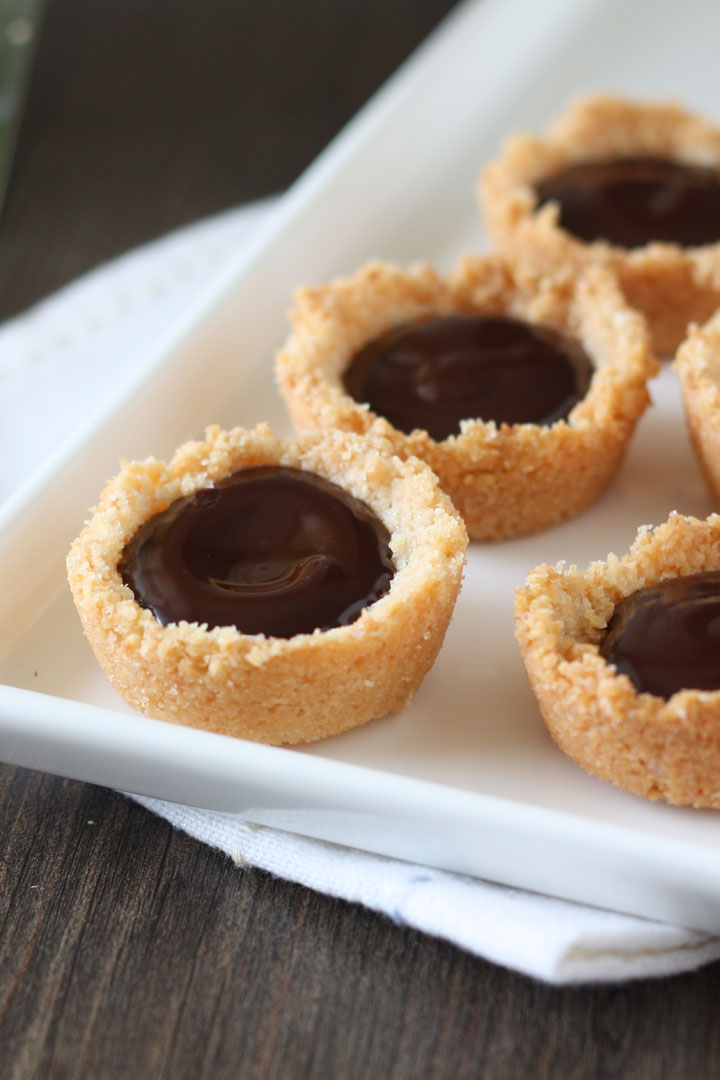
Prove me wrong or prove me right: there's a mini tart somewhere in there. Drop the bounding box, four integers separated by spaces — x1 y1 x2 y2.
66 424 467 745
480 94 720 355
515 512 720 808
675 310 720 500
275 256 657 541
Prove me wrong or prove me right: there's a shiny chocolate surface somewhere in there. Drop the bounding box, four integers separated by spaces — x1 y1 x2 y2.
342 314 593 441
535 156 720 248
120 466 395 637
600 571 720 699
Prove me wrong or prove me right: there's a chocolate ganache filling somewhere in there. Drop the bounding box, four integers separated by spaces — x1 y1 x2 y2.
599 571 720 699
342 315 593 442
535 156 720 248
120 466 395 638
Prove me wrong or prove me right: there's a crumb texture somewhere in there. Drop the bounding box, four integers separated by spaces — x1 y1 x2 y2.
515 512 720 807
480 94 720 355
676 309 720 500
275 255 657 540
67 425 467 745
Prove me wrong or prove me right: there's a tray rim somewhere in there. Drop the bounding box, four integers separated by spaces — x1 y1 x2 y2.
3 0 720 931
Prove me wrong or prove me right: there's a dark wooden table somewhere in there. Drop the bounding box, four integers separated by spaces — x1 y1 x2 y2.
2 2 720 1077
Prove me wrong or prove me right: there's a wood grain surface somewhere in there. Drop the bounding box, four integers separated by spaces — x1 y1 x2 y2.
2 2 720 1077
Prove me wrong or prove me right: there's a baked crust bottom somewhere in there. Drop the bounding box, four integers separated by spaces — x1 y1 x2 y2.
67 425 467 745
515 513 720 808
275 256 657 540
675 310 720 501
480 94 720 356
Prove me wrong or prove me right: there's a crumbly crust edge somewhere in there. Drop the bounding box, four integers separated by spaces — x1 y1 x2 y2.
515 512 720 807
479 94 720 354
275 255 657 540
66 425 468 744
675 310 720 501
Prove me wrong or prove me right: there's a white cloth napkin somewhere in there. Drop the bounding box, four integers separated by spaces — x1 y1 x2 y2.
4 200 720 986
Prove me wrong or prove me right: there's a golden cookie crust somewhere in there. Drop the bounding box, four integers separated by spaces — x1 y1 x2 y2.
480 94 720 355
675 310 720 501
515 512 720 808
67 425 467 745
275 256 657 541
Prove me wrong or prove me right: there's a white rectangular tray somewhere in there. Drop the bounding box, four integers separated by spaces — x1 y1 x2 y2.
3 0 720 931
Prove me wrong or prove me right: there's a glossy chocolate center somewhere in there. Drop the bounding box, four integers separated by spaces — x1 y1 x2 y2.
535 156 720 248
600 571 720 699
342 315 593 442
120 466 395 637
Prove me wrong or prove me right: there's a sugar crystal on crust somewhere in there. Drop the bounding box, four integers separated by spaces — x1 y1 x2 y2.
480 94 720 355
515 512 720 807
275 255 657 540
675 310 720 502
67 425 467 745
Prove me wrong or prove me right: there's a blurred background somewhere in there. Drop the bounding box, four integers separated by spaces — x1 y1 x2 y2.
0 0 458 320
